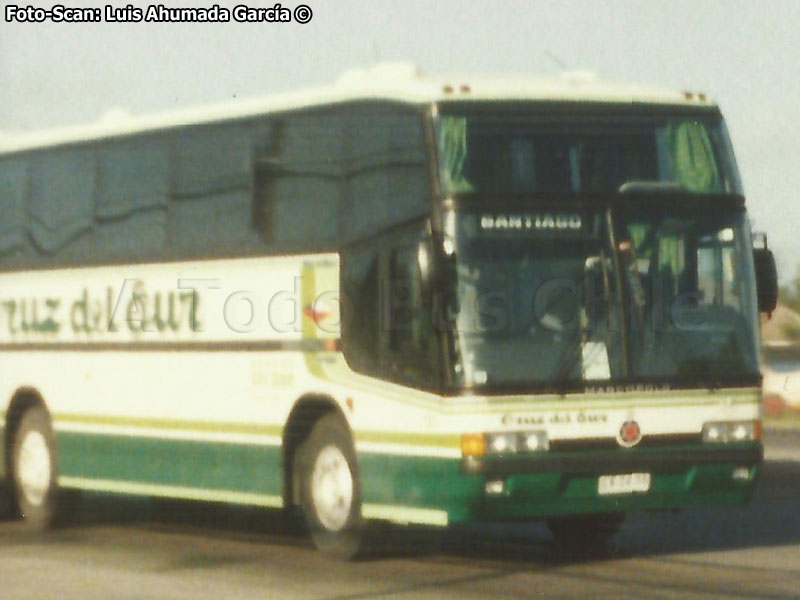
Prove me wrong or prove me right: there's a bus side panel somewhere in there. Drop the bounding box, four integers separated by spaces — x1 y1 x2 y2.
0 351 298 505
55 432 283 498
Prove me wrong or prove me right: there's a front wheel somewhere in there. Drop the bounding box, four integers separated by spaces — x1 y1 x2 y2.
11 406 59 529
296 413 364 560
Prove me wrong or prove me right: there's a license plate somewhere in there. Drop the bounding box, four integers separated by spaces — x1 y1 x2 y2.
597 472 651 495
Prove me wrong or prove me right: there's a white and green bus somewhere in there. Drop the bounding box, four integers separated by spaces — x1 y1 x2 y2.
0 64 778 558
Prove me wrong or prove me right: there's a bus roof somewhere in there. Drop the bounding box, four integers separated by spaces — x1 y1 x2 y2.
0 62 715 156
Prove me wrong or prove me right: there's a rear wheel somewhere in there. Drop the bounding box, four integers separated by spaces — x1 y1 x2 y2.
0 480 16 520
11 406 59 529
547 512 625 550
296 413 364 560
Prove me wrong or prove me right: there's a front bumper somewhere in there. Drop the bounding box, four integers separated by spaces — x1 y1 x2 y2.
461 443 763 476
457 442 762 522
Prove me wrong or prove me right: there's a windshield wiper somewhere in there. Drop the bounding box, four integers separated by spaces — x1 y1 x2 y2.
619 181 685 194
546 332 586 393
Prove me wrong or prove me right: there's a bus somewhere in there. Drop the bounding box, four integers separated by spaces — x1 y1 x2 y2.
0 63 778 558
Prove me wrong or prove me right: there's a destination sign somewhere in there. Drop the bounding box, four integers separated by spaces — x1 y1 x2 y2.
477 213 587 235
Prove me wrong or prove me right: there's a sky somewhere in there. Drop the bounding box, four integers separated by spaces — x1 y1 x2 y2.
2 0 799 280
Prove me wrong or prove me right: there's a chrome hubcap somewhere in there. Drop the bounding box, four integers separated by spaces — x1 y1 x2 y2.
17 431 51 507
310 445 353 532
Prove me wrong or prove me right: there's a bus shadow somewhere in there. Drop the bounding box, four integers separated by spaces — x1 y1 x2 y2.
51 492 311 550
392 458 800 566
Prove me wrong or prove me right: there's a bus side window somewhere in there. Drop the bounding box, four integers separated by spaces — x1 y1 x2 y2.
28 149 95 257
341 107 427 245
385 235 439 388
169 124 255 255
253 113 342 252
96 136 169 261
0 156 27 256
340 243 380 376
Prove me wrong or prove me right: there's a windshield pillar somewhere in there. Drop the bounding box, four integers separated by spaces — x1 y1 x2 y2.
606 208 630 378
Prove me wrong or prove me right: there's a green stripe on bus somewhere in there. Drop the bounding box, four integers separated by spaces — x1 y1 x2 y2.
56 431 283 495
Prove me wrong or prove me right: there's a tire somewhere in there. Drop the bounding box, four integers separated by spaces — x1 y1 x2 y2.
547 512 625 550
295 413 364 560
0 479 17 520
11 406 59 529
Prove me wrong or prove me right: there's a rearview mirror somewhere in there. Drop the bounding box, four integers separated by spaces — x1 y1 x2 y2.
417 227 459 311
752 233 778 318
417 230 447 292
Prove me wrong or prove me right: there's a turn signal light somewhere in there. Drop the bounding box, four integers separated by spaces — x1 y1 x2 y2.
461 433 487 456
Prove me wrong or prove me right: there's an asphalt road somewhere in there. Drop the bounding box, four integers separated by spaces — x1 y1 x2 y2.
1 431 799 600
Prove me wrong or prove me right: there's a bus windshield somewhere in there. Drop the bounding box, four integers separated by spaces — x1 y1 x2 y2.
435 108 742 196
445 206 760 390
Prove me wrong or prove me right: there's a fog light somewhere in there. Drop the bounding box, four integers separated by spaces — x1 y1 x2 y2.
485 479 505 495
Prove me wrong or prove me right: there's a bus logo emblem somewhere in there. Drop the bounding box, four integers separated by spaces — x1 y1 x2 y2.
618 420 642 447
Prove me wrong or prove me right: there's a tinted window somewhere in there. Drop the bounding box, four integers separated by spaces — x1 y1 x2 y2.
342 106 428 243
436 109 742 196
385 228 440 387
341 243 380 375
254 112 342 251
28 149 95 254
170 123 259 254
0 157 27 255
96 137 169 260
0 102 432 269
97 137 168 219
172 123 252 197
341 222 441 389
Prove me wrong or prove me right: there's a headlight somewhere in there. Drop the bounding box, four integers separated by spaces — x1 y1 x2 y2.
487 432 518 453
702 420 761 443
522 431 549 451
